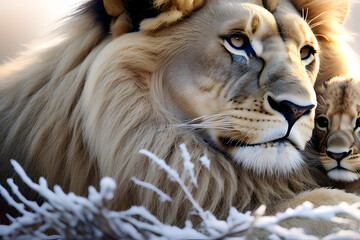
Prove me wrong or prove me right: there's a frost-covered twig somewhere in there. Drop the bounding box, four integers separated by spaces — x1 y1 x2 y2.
199 155 211 170
139 144 360 239
131 177 172 203
0 160 206 240
180 143 198 187
1 145 360 240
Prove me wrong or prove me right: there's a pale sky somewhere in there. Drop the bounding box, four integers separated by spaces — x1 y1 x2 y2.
0 0 85 62
0 0 360 63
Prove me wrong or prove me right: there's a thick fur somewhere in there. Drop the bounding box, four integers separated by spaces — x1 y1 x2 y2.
0 0 359 235
291 0 360 87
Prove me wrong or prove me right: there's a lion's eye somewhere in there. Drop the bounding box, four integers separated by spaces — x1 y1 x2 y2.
300 45 315 66
316 116 329 130
228 35 246 49
223 34 255 61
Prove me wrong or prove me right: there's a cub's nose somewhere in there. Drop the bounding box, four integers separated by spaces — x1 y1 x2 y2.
267 96 314 126
326 150 352 164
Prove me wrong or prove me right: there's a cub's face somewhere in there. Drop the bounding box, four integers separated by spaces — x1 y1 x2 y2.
159 0 319 175
314 77 360 182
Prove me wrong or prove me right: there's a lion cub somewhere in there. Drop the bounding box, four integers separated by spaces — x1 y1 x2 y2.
310 76 360 193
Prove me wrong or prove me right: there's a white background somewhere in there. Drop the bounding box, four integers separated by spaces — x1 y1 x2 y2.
0 0 359 63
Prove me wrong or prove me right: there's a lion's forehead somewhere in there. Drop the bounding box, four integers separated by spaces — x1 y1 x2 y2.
208 0 311 40
203 0 318 89
168 0 318 78
328 114 353 131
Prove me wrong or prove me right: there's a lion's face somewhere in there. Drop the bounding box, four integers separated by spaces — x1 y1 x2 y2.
314 77 360 182
157 0 319 175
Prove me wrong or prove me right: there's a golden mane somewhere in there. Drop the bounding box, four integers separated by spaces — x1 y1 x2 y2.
290 0 360 86
0 0 359 233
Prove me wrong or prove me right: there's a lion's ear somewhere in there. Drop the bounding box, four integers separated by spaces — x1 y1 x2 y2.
102 0 206 34
102 0 132 37
338 1 349 24
103 0 125 17
103 0 160 34
140 0 205 32
325 0 349 24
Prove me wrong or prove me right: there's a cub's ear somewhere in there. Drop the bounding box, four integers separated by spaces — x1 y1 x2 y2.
315 82 326 95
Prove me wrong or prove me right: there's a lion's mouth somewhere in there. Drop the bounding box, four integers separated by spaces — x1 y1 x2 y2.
326 168 359 182
201 131 305 175
218 136 297 149
328 166 355 173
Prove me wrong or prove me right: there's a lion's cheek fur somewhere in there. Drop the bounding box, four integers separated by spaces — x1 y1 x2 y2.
82 35 158 172
78 36 242 222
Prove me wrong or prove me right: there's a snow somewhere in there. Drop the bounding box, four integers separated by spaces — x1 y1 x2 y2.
323 230 360 240
131 177 172 203
199 155 211 170
1 146 360 239
180 143 198 187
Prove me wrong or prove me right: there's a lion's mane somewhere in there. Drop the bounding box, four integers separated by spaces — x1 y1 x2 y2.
0 0 357 226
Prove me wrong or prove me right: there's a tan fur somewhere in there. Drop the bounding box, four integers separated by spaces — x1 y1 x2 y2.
0 0 359 235
277 188 360 235
104 0 125 17
310 76 360 193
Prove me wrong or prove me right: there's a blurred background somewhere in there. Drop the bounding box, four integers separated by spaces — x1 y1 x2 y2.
0 0 86 63
0 0 359 63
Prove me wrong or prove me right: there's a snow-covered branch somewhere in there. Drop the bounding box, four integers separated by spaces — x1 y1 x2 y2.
1 145 360 239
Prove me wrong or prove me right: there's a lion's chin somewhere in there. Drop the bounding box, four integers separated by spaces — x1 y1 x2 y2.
327 169 358 182
231 141 304 176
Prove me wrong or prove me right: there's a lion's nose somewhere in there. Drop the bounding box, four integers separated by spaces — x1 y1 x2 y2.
267 96 314 127
326 150 352 164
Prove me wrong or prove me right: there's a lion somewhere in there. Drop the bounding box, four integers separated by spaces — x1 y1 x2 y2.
308 75 360 193
0 0 359 236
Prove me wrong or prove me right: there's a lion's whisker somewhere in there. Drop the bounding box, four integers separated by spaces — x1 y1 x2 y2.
314 34 329 41
310 22 327 29
307 11 326 25
302 8 309 22
305 8 309 22
184 113 228 123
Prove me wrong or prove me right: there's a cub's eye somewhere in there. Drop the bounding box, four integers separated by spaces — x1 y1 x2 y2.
316 116 329 131
356 118 360 129
223 34 255 61
300 45 316 66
